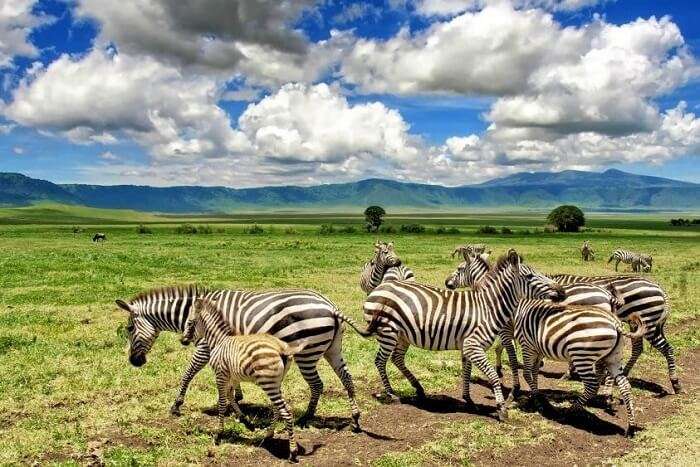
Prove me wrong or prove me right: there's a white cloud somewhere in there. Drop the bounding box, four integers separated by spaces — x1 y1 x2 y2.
412 0 609 17
5 49 251 160
238 82 422 164
0 0 48 67
12 146 24 155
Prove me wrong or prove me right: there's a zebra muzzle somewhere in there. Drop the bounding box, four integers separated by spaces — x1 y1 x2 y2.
129 353 146 367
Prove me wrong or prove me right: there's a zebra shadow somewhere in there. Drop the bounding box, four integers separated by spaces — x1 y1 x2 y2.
628 377 669 397
516 392 628 436
202 402 354 431
395 393 502 421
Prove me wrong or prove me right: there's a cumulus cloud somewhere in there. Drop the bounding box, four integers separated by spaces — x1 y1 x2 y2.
412 0 609 16
5 49 251 160
0 0 47 67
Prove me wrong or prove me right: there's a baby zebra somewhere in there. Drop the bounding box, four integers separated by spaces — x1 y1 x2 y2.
360 241 414 294
92 232 106 242
451 243 487 261
581 240 594 261
608 249 652 272
181 298 304 462
514 300 645 437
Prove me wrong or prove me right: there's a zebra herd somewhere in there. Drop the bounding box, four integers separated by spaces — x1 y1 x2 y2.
116 240 676 461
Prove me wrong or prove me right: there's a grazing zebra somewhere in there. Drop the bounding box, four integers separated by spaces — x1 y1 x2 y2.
180 298 303 462
362 250 565 420
444 253 625 375
549 273 679 394
581 240 595 261
608 249 652 272
514 300 646 437
92 232 106 242
451 243 487 261
360 241 414 294
115 285 370 430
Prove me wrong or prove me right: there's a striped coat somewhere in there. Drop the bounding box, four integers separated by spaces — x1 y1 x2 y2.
360 241 414 294
608 249 652 272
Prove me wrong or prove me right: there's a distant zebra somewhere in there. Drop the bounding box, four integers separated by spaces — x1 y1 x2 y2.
362 250 565 420
92 232 106 242
116 285 370 429
608 249 652 272
445 253 625 376
451 243 487 261
581 240 595 261
360 241 414 294
514 300 646 436
550 273 679 393
181 298 303 461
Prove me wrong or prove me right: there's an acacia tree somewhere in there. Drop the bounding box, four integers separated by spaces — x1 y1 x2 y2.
364 205 386 233
547 205 585 232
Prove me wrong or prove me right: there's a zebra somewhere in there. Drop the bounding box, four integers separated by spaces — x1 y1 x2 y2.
608 249 652 272
451 243 487 261
549 273 679 393
362 249 566 420
581 240 595 261
514 300 646 437
180 298 304 462
92 232 106 242
115 285 370 430
444 253 625 376
360 241 414 294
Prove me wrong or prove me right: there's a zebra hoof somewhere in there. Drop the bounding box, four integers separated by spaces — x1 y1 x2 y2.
496 407 508 422
375 392 400 404
351 412 361 433
625 425 638 438
288 448 299 463
296 415 312 427
170 404 182 417
415 388 426 400
671 380 683 394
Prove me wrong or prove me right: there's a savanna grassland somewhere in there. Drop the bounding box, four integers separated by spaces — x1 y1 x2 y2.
0 205 699 465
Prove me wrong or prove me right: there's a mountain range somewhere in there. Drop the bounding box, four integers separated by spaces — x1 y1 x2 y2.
1 169 698 213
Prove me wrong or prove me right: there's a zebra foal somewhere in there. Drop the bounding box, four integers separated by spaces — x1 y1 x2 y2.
514 300 645 437
360 241 414 294
181 298 303 462
363 249 565 420
581 240 594 261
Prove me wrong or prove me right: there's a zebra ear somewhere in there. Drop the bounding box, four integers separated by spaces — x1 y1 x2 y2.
115 299 131 313
507 249 520 267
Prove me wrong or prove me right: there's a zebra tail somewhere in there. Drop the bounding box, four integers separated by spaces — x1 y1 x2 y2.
333 309 373 337
606 284 625 310
619 315 645 339
283 341 308 356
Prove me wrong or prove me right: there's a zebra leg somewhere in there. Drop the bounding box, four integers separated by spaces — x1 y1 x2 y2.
171 342 210 416
260 384 298 463
647 328 681 394
295 355 324 426
595 361 614 408
390 341 425 399
493 339 504 378
214 372 230 443
614 259 620 271
622 325 644 377
571 361 599 411
324 336 362 432
499 328 521 399
461 350 473 404
464 339 507 420
374 330 400 402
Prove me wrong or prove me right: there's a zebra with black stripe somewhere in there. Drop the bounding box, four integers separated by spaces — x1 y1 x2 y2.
362 249 565 420
608 249 652 272
444 253 625 376
549 273 679 393
581 240 595 261
514 300 646 437
451 243 487 261
360 241 414 294
180 298 304 461
115 285 370 430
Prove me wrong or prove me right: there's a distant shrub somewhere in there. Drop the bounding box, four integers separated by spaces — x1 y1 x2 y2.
136 224 152 234
693 219 700 225
436 226 447 234
500 227 513 235
175 223 198 234
243 224 264 234
284 227 299 235
339 225 357 233
379 225 397 234
72 226 83 234
215 227 226 233
670 218 699 227
518 229 532 235
476 225 498 234
400 223 425 234
447 227 460 234
318 224 336 235
436 226 460 234
198 225 213 234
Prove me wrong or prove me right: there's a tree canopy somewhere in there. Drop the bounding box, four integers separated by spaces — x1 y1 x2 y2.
364 205 386 233
547 205 585 232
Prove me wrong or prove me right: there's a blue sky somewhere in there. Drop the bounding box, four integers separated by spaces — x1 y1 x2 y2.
0 0 699 187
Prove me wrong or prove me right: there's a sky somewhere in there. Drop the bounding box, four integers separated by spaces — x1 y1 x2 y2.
0 0 699 188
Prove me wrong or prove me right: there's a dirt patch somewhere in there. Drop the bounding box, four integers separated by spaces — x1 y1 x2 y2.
198 345 700 466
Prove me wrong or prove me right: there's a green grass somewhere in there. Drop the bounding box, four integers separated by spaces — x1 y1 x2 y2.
0 209 698 464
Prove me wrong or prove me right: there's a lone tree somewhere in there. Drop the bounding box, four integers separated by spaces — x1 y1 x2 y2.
547 205 585 232
364 205 386 233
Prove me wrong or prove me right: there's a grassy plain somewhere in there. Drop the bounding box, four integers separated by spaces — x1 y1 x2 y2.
0 204 698 465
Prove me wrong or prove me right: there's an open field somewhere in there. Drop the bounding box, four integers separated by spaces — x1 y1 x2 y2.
0 206 698 465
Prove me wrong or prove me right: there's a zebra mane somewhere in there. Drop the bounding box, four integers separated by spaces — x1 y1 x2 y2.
128 284 209 304
483 252 519 280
